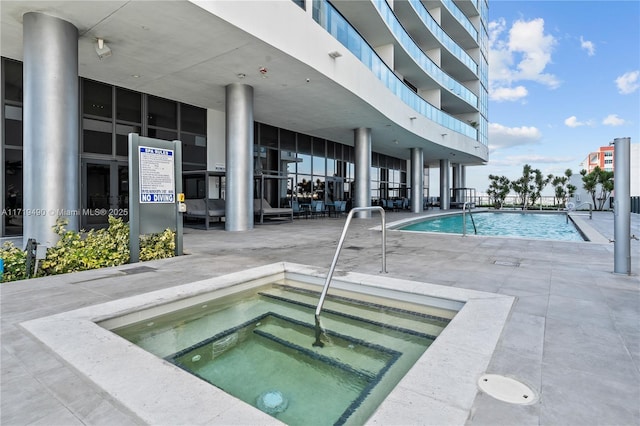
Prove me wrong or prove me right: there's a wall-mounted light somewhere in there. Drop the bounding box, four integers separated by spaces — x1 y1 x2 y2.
409 116 417 120
328 51 342 59
237 73 246 79
95 38 112 60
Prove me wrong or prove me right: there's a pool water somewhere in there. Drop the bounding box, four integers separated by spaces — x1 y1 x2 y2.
112 282 455 426
399 212 585 241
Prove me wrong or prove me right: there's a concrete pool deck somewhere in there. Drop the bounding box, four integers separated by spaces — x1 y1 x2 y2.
1 210 639 425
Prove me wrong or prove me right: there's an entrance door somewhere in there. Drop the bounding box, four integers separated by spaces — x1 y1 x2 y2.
82 160 129 227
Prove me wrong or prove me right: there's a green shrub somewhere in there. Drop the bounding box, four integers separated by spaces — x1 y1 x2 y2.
0 241 28 283
140 228 175 261
1 216 176 282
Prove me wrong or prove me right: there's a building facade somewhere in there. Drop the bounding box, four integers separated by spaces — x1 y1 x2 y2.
1 0 489 245
581 145 615 173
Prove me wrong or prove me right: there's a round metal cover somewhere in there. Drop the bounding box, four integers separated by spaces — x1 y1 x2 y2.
478 374 538 405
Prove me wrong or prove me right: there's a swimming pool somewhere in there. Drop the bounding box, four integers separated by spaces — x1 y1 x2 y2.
397 211 586 241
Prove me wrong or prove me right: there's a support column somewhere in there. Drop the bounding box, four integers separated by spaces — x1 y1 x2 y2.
452 163 461 203
461 165 467 205
613 137 631 275
410 148 423 213
439 159 450 210
225 83 254 231
23 12 79 248
354 128 371 218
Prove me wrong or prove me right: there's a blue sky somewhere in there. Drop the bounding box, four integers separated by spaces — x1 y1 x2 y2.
460 0 640 196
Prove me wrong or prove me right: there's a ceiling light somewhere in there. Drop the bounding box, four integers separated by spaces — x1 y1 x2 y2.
95 38 112 60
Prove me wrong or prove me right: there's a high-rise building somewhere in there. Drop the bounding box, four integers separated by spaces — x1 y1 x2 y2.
1 0 489 244
581 145 615 173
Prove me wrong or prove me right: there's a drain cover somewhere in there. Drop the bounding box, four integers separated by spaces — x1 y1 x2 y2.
478 374 537 405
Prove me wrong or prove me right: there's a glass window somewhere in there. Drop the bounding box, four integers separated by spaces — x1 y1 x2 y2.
83 80 112 119
4 106 22 146
181 133 207 165
4 148 23 235
148 128 177 140
312 138 326 177
297 134 312 175
83 118 112 154
260 124 278 149
148 96 177 129
181 103 206 134
116 88 141 123
116 123 141 156
3 59 22 102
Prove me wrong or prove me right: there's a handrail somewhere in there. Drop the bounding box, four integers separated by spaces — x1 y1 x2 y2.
462 202 477 236
313 206 386 347
566 202 593 223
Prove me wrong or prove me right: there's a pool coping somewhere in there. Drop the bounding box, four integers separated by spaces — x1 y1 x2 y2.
19 262 515 425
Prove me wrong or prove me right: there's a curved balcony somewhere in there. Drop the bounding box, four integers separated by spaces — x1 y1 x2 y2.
406 0 477 75
313 0 478 141
372 0 477 109
441 0 478 41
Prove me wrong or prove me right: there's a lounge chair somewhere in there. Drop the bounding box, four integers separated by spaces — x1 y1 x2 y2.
254 199 293 224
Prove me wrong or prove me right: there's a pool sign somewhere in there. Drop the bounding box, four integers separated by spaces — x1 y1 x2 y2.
138 146 175 203
128 134 183 263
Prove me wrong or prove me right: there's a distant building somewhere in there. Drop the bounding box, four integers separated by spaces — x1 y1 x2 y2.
580 145 615 173
573 143 639 208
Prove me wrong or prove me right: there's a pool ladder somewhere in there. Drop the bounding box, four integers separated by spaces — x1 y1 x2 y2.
313 206 387 347
566 202 593 223
462 202 477 236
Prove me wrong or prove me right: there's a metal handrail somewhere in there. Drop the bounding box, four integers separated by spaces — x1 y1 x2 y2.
462 202 477 236
313 206 386 347
566 202 593 223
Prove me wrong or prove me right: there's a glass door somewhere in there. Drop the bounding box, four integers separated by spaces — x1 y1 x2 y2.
82 160 128 228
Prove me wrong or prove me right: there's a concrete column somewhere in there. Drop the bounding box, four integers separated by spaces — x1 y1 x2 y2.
354 128 371 218
439 159 450 209
461 165 467 205
613 137 631 275
410 147 423 213
225 83 254 231
23 12 79 248
452 163 461 202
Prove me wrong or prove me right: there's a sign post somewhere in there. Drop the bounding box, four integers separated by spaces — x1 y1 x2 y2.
128 134 183 263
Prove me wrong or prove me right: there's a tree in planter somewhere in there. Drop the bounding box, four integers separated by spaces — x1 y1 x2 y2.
551 169 577 207
530 170 553 208
487 174 511 209
580 167 614 210
511 164 545 209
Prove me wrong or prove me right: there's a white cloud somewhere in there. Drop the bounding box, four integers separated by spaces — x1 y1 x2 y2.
615 70 640 94
564 116 584 127
602 114 625 126
488 17 560 102
580 36 595 56
564 116 595 128
488 123 542 151
489 85 528 102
